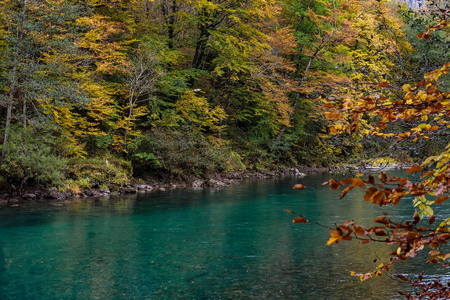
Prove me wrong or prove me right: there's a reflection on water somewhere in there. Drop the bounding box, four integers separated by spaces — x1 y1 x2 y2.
0 172 448 299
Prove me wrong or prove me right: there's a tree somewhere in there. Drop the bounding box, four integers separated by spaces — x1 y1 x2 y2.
0 0 93 159
123 45 163 149
291 15 450 298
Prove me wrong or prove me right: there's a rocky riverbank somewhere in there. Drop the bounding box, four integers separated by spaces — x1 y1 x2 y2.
0 162 410 207
0 167 311 207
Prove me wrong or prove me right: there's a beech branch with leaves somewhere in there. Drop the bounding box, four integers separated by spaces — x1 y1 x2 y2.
290 17 450 300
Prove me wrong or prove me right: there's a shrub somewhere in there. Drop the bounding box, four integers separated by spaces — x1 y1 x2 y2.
0 125 67 188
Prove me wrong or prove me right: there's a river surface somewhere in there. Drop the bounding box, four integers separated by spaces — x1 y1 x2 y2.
0 172 448 299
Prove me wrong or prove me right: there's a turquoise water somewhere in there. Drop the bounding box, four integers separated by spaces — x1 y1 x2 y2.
0 173 448 299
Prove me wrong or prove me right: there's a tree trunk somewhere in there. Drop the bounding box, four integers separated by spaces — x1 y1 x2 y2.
274 53 316 143
192 13 210 69
124 101 134 150
1 68 17 163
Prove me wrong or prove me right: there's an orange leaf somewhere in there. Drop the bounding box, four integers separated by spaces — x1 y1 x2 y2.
353 225 367 236
378 82 389 88
340 178 353 185
328 179 340 190
340 186 353 199
373 216 390 225
379 172 387 183
392 192 404 206
351 178 365 188
293 184 306 190
406 165 423 174
293 217 309 224
434 196 449 205
284 209 295 215
326 229 343 245
364 187 378 202
372 191 385 205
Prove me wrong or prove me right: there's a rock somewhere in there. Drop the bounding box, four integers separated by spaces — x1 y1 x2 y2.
159 187 166 191
207 179 227 187
91 190 102 197
99 188 110 194
23 193 36 199
47 190 67 200
137 184 147 190
191 180 205 188
290 168 306 177
8 198 19 204
123 186 137 193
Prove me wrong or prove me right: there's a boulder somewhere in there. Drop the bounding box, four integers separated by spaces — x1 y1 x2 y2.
207 179 227 187
47 190 67 200
191 180 205 188
123 186 137 193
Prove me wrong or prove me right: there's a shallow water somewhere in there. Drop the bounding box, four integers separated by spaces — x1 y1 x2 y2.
0 172 448 299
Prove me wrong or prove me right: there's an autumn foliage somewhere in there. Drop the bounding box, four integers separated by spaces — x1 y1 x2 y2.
291 13 450 299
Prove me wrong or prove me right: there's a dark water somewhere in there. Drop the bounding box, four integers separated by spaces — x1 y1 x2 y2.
0 172 448 299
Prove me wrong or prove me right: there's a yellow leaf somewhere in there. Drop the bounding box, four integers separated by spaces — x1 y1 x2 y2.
402 84 412 92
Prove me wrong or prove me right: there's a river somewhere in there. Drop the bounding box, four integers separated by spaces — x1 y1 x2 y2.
0 172 448 299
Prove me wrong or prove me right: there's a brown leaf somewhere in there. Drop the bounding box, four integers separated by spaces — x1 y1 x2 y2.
292 217 308 224
367 175 375 185
378 82 389 88
340 178 353 185
284 209 295 215
353 225 367 236
351 178 365 188
397 275 410 282
293 184 306 190
434 196 449 205
429 215 436 225
429 250 441 257
372 190 385 205
413 209 420 225
340 186 353 199
379 172 387 183
392 192 404 206
373 216 390 225
373 228 387 236
328 179 340 190
364 187 378 202
406 165 423 174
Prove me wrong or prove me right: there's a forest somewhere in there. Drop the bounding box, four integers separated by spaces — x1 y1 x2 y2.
0 0 449 192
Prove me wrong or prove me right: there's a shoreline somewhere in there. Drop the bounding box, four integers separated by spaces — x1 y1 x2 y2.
0 163 409 208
